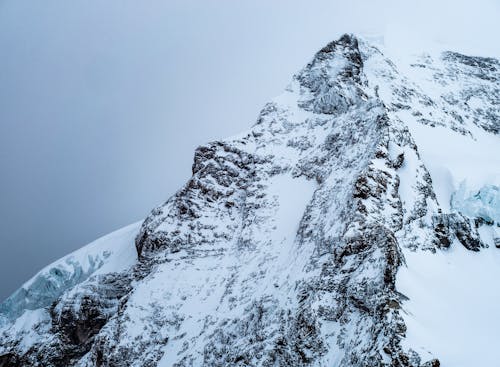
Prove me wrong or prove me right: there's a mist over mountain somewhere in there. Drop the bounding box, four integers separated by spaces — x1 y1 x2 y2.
1 0 499 303
0 34 498 366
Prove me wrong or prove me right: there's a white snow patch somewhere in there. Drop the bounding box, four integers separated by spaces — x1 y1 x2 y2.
398 242 500 366
397 146 420 213
267 174 316 243
407 123 500 211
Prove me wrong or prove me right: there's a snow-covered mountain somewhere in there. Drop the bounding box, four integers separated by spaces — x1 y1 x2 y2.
1 34 498 367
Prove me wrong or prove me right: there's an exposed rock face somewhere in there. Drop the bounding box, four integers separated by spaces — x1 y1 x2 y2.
0 34 498 366
432 212 483 251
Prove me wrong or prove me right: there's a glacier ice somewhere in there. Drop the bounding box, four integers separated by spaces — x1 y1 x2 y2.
0 222 139 322
451 182 499 224
0 34 499 367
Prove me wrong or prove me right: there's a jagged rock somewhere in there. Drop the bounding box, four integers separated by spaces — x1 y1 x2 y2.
432 212 484 251
0 34 498 366
0 353 23 367
422 359 440 367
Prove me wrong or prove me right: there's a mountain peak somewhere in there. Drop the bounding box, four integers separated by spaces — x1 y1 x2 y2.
315 33 360 57
1 34 499 367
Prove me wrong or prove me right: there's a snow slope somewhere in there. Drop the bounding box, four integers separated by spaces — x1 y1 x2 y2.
376 46 500 366
398 240 500 367
0 34 498 367
0 222 140 324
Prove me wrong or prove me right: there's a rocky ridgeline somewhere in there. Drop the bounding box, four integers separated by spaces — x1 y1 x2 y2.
0 34 498 367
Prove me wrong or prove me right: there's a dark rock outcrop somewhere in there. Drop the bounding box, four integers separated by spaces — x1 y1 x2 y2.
1 34 497 366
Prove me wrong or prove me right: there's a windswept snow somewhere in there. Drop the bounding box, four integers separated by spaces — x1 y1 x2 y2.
1 34 498 367
394 51 500 366
407 123 500 211
398 240 500 367
267 174 316 244
0 221 140 322
149 174 316 367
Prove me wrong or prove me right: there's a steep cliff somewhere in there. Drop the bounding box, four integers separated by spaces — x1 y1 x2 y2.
1 34 498 367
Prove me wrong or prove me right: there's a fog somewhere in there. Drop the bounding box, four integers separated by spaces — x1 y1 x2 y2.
0 0 498 300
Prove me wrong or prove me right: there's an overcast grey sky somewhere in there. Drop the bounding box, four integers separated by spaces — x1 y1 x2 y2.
0 0 498 300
